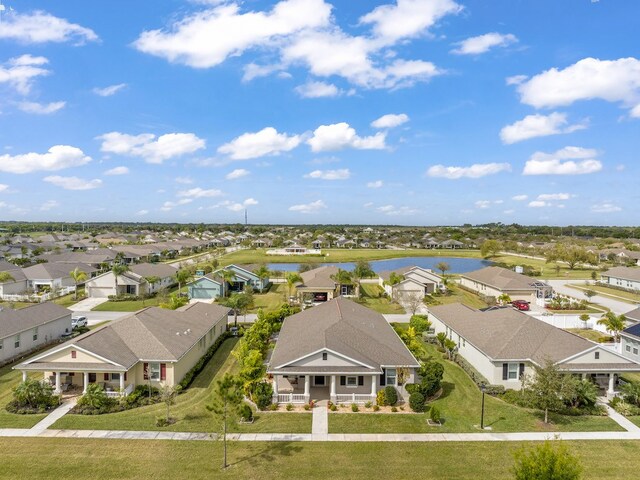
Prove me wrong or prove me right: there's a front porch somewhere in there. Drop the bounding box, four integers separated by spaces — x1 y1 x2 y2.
21 370 134 397
271 374 378 405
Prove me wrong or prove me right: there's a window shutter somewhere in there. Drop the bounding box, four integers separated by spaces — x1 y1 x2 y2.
340 376 346 386
380 369 386 386
124 372 127 382
160 363 166 381
143 363 149 380
502 363 508 381
358 376 364 386
519 363 525 378
104 373 109 381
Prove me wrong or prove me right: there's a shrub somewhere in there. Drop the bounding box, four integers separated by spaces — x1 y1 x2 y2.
303 404 311 411
372 405 380 412
10 379 59 412
286 403 294 411
155 416 174 427
179 332 230 389
391 406 398 412
409 392 426 412
364 401 372 409
351 403 359 412
384 386 398 406
268 403 279 411
410 314 431 334
404 383 419 395
239 403 253 421
330 404 337 412
253 382 273 410
429 406 441 423
76 384 114 410
376 390 387 406
418 359 444 398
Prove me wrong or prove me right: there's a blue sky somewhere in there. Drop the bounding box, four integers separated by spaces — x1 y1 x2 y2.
0 0 638 225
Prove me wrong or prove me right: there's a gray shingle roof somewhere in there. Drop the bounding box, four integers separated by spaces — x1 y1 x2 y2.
461 266 546 291
268 297 419 373
128 263 177 279
602 266 640 282
0 302 71 339
298 265 339 289
22 262 98 280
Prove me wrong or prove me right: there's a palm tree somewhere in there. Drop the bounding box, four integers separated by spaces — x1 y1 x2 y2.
597 312 627 342
285 272 302 300
218 269 235 297
255 265 270 293
435 261 451 277
175 269 191 294
69 267 87 300
330 269 354 297
111 264 129 296
0 271 15 284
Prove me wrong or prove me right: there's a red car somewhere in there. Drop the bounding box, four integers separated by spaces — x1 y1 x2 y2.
511 300 530 311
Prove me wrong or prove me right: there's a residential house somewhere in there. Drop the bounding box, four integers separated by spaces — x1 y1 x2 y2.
459 266 553 305
211 264 270 294
15 303 228 395
624 307 640 324
22 262 98 294
85 263 177 298
1 303 72 365
0 260 28 298
429 303 640 395
440 239 465 249
620 322 640 363
598 249 640 266
187 274 225 301
268 297 420 404
295 265 353 303
600 267 640 292
378 266 443 299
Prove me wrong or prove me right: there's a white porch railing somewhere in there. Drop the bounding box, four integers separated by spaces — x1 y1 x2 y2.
335 394 374 404
275 393 307 404
104 383 134 398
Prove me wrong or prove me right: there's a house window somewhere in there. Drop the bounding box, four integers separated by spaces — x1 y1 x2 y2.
0 340 3 350
634 348 639 355
149 363 161 380
346 376 358 387
385 368 397 386
71 350 76 359
322 352 327 361
595 352 600 360
14 334 20 349
627 345 632 352
111 373 121 382
33 327 38 342
508 363 519 380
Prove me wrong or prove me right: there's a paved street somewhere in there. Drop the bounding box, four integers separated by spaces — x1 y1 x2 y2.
547 279 638 315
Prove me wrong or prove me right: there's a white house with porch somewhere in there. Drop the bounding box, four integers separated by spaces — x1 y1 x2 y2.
267 297 420 405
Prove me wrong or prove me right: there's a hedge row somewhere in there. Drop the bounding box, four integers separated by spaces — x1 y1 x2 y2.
178 331 231 390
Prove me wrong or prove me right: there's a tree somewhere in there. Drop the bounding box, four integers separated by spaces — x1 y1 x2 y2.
513 441 582 480
175 269 191 294
578 313 590 329
353 260 374 279
255 265 270 293
0 271 15 284
582 289 597 302
388 272 403 286
285 272 302 299
524 358 570 424
546 244 592 270
111 263 129 295
222 293 251 328
69 268 88 300
402 291 424 316
444 338 457 360
143 276 161 298
480 239 503 258
160 385 181 423
207 374 244 469
435 332 447 349
435 262 450 277
597 312 626 342
218 269 235 297
331 269 354 296
497 293 512 306
620 381 640 407
409 314 431 334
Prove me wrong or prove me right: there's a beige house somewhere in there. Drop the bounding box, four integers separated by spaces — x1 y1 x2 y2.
429 303 640 396
85 263 177 298
268 297 420 404
459 266 553 305
15 303 228 396
295 265 354 303
378 266 443 298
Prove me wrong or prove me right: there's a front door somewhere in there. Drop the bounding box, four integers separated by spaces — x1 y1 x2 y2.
313 375 325 386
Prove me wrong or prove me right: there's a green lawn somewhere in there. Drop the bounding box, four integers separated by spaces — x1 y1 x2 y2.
0 362 47 428
330 343 621 434
568 283 640 304
357 284 405 314
247 284 288 313
566 328 613 343
52 338 311 434
1 438 640 480
91 286 187 312
424 284 489 310
52 288 85 308
490 254 596 280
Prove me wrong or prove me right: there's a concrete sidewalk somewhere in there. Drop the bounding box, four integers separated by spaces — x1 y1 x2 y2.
26 399 77 436
311 406 328 436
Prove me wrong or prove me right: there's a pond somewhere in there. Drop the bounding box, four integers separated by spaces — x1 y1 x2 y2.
267 256 492 274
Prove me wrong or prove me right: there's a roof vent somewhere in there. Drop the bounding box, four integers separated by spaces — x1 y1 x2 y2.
176 332 180 336
184 330 189 335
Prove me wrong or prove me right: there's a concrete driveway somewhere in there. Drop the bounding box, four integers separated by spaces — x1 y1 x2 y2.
68 297 109 312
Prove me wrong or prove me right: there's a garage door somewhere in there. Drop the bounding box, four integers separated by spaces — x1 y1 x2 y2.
191 287 217 300
89 287 114 298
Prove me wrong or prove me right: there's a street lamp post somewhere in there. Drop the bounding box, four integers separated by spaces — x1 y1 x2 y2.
480 383 486 430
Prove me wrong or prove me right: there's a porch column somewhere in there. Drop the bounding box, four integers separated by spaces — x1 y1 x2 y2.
371 375 377 398
581 373 587 381
54 371 61 394
330 375 336 403
119 373 125 394
608 374 616 395
22 371 27 382
83 372 89 393
272 375 279 402
304 375 310 402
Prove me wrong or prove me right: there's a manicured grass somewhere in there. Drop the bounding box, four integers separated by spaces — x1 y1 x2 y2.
568 283 640 304
424 284 488 310
220 248 483 266
566 328 613 343
91 286 187 312
1 438 640 480
0 362 47 428
490 254 595 280
51 338 311 434
248 284 288 313
52 288 85 308
357 284 405 314
330 343 621 434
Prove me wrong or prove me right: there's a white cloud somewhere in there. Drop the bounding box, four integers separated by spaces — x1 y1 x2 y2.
516 57 640 115
591 203 622 213
288 199 326 213
523 146 602 175
500 112 587 144
0 54 50 94
17 101 66 115
133 0 332 68
0 10 98 44
136 209 149 216
0 145 91 174
367 180 383 188
39 200 59 211
93 83 127 97
304 168 350 180
0 184 8 193
307 122 386 152
43 175 102 190
503 209 515 215
426 162 511 179
506 74 527 86
537 193 572 201
161 199 194 211
295 81 341 98
360 0 462 43
475 200 491 209
451 32 517 55
242 63 285 82
218 127 301 160
528 200 548 208
631 104 640 118
97 131 205 164
243 198 258 206
512 194 528 201
376 204 419 216
103 166 129 176
225 168 250 180
177 187 224 198
221 197 260 211
371 113 409 129
175 176 194 184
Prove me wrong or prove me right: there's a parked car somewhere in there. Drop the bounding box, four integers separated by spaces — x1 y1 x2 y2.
511 300 530 311
71 316 88 329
